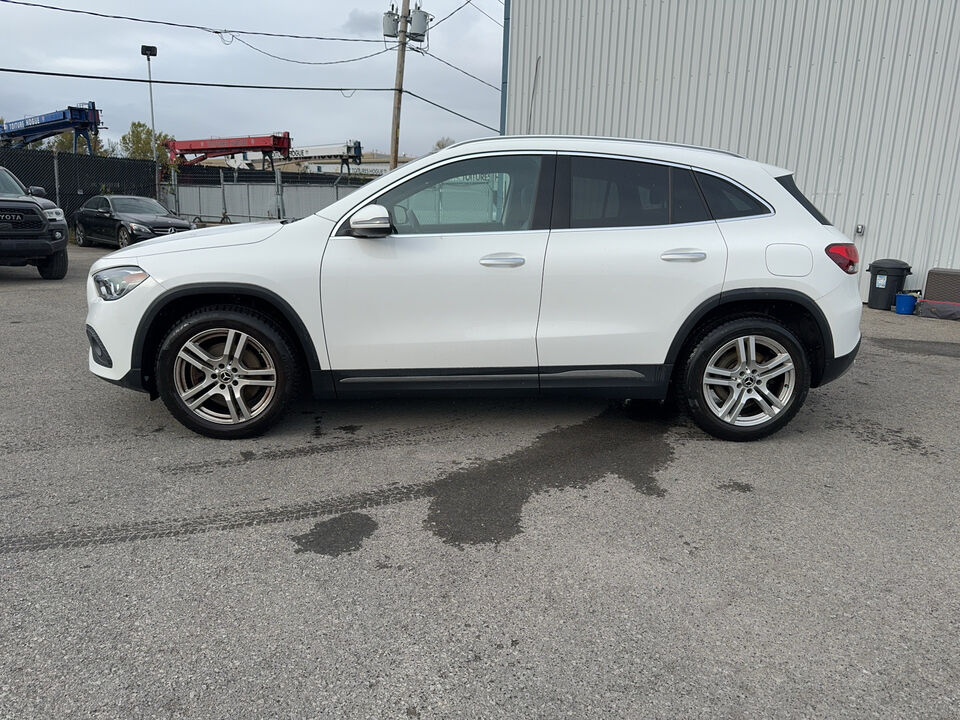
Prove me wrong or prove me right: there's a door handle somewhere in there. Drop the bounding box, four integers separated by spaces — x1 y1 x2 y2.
480 253 525 268
660 249 707 262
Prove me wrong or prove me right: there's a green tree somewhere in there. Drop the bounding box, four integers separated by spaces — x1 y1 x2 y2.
40 131 118 156
119 121 173 164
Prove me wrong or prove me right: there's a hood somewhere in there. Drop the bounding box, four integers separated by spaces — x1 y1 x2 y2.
123 212 191 227
104 220 285 260
0 193 56 210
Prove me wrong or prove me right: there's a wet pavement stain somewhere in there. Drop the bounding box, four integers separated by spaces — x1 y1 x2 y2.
423 403 674 547
1 404 676 554
869 337 960 359
718 481 753 493
337 424 362 435
291 512 378 556
824 414 937 457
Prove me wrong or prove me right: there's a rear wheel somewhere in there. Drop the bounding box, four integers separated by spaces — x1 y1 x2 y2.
155 306 299 439
679 317 810 441
37 248 68 280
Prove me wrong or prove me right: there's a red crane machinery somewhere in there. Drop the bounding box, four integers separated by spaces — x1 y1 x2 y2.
165 132 292 169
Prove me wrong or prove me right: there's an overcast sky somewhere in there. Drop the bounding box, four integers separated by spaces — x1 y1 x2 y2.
0 0 505 156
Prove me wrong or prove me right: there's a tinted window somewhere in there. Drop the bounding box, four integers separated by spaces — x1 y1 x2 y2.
672 168 712 224
569 157 669 228
113 197 168 214
376 155 543 234
0 168 24 196
695 172 769 219
560 157 710 228
82 196 102 210
95 197 110 212
776 174 830 224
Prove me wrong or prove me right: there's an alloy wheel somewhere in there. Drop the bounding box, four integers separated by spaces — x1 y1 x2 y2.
173 328 278 425
701 334 796 427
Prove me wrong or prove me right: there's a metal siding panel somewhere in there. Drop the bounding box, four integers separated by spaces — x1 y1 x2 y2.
505 0 960 298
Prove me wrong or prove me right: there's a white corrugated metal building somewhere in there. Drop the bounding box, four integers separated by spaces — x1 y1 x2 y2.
500 0 960 299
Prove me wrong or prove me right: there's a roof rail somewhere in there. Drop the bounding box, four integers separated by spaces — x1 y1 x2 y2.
447 134 744 158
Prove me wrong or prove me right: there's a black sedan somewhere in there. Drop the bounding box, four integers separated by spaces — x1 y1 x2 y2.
74 195 194 248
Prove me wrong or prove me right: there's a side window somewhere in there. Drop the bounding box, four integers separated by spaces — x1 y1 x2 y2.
96 197 110 212
561 157 711 228
695 172 769 219
569 157 669 228
375 155 544 235
82 197 100 210
671 168 712 223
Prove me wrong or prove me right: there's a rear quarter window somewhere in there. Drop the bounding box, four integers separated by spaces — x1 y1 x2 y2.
776 174 831 225
694 172 770 220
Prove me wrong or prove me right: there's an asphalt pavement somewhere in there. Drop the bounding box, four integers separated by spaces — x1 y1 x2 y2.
1 246 958 719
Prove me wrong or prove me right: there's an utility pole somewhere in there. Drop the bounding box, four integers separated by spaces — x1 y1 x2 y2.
389 0 411 170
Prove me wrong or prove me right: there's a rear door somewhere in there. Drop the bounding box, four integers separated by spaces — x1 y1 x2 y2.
537 155 728 390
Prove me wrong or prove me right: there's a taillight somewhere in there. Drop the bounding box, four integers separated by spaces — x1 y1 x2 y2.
825 243 859 274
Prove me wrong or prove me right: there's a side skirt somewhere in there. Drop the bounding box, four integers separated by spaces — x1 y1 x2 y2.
324 365 670 400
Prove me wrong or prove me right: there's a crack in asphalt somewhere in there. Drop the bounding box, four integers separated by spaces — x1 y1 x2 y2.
0 404 675 555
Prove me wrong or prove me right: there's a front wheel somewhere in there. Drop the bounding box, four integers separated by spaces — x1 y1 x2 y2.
679 318 810 441
37 248 68 280
118 226 131 248
155 306 299 439
75 223 88 247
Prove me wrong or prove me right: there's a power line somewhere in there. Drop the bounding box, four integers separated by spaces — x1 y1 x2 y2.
0 0 383 42
468 0 503 27
0 67 498 132
230 35 395 66
416 49 500 92
432 0 471 28
404 91 497 132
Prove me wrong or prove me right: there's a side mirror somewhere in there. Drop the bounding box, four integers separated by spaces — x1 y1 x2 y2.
28 186 46 197
349 204 392 238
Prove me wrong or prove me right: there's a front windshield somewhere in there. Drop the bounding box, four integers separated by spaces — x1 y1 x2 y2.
112 197 168 214
0 169 25 196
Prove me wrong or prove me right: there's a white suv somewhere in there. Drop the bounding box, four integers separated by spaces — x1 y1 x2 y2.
85 136 861 441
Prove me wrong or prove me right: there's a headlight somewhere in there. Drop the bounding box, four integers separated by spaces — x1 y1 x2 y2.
43 208 64 221
92 266 149 301
129 223 152 234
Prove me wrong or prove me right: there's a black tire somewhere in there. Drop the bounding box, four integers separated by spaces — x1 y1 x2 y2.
679 317 810 441
36 248 68 280
75 223 88 247
155 305 300 439
118 226 131 248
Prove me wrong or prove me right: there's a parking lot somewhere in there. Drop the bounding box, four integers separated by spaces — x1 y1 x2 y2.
1 245 958 718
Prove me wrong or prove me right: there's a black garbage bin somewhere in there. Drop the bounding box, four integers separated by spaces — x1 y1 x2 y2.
866 259 912 310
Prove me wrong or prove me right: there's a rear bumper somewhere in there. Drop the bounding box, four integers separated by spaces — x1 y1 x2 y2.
818 338 860 386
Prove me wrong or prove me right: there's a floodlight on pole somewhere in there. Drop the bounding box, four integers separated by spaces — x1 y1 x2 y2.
141 45 159 199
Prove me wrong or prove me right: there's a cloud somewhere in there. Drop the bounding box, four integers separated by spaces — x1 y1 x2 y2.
342 9 381 36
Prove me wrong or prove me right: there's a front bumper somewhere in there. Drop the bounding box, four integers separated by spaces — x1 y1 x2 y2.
0 226 68 263
85 271 164 390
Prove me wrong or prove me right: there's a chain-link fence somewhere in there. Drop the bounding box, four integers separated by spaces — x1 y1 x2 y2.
162 165 369 225
0 147 371 227
0 147 155 222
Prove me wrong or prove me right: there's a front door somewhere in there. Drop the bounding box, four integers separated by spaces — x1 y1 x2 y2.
321 153 554 392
